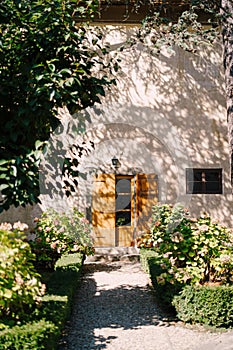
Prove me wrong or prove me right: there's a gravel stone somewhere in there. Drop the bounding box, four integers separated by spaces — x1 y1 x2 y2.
58 261 233 350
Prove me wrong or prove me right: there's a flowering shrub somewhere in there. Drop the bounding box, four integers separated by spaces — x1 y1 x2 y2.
138 204 233 285
0 226 45 323
30 208 94 269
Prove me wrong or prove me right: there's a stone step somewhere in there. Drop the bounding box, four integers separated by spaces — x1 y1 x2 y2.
85 247 140 263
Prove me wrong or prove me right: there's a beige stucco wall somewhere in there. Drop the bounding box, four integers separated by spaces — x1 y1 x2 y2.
1 26 232 228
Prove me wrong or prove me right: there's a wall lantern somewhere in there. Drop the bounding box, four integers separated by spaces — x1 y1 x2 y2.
112 156 121 169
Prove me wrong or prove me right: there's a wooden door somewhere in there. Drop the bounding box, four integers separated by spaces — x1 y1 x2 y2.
92 174 116 246
136 174 158 233
92 173 158 247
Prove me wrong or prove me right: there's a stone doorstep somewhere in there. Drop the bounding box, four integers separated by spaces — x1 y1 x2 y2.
85 247 140 263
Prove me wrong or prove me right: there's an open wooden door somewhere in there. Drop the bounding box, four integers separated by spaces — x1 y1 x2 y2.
92 174 116 247
92 173 158 247
136 174 158 233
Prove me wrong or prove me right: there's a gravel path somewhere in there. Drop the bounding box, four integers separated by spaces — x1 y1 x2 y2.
58 261 233 350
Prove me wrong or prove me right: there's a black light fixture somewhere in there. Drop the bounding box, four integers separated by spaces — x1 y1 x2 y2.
112 156 120 169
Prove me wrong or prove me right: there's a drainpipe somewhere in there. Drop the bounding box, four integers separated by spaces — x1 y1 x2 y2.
133 172 137 246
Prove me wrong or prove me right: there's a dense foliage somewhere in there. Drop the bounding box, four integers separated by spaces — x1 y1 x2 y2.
0 253 83 349
0 320 57 350
30 208 94 269
129 0 220 54
0 0 117 211
140 248 183 311
0 224 45 324
140 248 233 328
138 204 233 285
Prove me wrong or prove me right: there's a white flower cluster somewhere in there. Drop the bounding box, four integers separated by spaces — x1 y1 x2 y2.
0 221 28 231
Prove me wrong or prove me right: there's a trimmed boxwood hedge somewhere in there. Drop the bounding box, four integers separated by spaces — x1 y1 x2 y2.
0 253 83 350
173 285 233 328
140 248 183 312
140 248 233 328
0 320 57 350
139 248 160 274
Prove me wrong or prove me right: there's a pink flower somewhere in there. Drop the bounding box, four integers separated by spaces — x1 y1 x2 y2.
50 242 57 249
157 276 166 285
154 221 161 227
0 222 12 231
190 218 197 222
41 283 46 295
13 221 29 231
73 245 79 251
80 217 89 224
160 263 167 269
198 224 209 232
15 273 24 286
163 252 172 258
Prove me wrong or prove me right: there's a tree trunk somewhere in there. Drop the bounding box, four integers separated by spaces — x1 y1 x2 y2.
222 0 233 187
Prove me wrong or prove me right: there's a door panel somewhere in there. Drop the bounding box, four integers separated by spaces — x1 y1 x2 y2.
117 227 134 247
92 174 115 246
136 174 158 233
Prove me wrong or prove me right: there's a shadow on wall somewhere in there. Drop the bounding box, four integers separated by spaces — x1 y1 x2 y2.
1 28 231 228
108 30 225 161
104 28 226 166
37 30 231 226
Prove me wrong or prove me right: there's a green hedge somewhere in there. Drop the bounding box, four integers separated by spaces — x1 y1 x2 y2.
0 320 57 350
140 249 183 312
0 253 83 350
173 285 233 328
141 249 233 328
140 248 160 274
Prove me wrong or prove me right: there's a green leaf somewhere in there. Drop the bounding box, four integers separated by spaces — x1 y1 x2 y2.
47 63 56 72
0 184 9 191
188 252 195 257
59 68 72 75
49 90 55 101
0 160 8 166
3 289 12 299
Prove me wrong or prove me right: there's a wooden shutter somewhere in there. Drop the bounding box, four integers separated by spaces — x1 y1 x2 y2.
136 174 158 232
92 174 116 247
